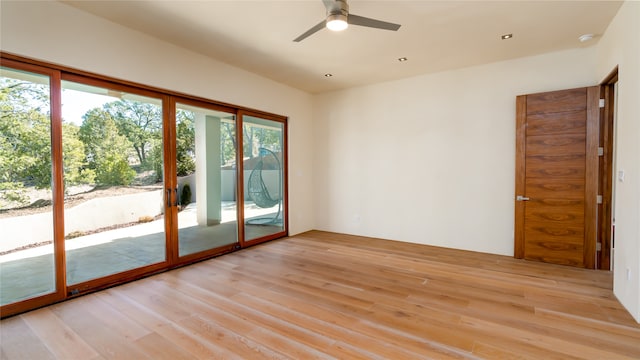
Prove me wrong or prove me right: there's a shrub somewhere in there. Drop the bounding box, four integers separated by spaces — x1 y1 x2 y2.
95 155 136 186
138 215 154 223
66 231 87 239
181 184 192 206
177 157 195 177
0 182 29 208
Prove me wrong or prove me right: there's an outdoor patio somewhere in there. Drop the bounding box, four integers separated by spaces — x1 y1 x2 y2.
0 202 282 305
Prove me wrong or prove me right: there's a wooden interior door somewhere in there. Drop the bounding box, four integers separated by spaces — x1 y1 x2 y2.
515 86 600 268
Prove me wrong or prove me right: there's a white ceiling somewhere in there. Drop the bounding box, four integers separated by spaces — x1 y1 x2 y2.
62 0 622 94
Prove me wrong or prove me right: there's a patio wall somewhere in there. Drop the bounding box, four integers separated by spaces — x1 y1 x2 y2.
0 169 282 253
0 190 163 253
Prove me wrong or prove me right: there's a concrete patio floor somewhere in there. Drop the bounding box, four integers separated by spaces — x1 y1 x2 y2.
0 202 283 306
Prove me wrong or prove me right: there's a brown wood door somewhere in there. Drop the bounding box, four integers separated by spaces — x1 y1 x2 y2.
515 86 600 268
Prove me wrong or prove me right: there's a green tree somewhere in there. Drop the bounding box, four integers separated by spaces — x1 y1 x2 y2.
62 122 95 187
0 78 53 207
0 78 51 188
101 100 162 168
144 109 195 183
1 77 98 209
243 123 281 159
79 108 135 186
243 124 255 159
176 109 195 176
148 141 163 183
255 127 281 152
221 122 236 166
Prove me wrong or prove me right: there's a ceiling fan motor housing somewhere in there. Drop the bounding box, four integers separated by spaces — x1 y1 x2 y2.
327 0 349 17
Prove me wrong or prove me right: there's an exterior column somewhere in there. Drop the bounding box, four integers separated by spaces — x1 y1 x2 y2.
195 114 221 226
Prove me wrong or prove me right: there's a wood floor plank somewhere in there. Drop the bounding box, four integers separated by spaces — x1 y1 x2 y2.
179 314 291 360
198 262 479 358
231 292 426 360
70 295 152 342
0 316 55 360
460 315 638 360
189 268 447 358
2 230 639 360
94 289 230 359
49 299 152 359
133 332 195 360
471 339 584 360
20 308 99 359
148 276 339 359
534 308 640 351
145 277 292 359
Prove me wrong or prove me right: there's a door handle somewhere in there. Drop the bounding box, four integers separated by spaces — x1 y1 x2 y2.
516 195 530 201
166 188 172 207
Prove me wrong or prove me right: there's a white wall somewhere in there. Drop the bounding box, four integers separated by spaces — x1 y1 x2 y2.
314 47 597 255
0 0 315 236
595 1 640 322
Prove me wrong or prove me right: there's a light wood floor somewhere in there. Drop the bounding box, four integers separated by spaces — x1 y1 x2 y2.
1 231 639 359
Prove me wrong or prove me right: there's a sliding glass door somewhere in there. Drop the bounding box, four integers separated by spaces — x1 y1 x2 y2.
61 78 167 290
0 55 288 317
241 113 287 244
0 62 64 311
175 101 239 258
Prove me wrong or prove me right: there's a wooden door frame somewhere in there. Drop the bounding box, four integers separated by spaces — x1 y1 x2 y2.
164 95 178 265
0 58 67 316
514 86 600 269
514 96 527 260
237 110 289 249
584 87 600 269
597 67 618 270
170 97 240 266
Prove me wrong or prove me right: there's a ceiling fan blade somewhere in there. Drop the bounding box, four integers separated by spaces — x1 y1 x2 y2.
348 14 401 31
293 19 326 42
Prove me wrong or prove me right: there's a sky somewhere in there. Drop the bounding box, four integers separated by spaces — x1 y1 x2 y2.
61 89 116 126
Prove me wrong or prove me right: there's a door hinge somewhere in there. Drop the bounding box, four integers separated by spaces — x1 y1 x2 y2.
598 147 604 156
597 195 603 204
596 242 602 251
599 99 605 108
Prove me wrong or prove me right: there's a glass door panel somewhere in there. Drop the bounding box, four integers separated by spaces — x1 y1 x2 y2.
0 67 56 305
61 80 166 286
242 115 285 242
176 103 238 257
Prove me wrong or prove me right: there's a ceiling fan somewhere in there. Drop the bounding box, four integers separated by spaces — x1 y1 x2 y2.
294 0 401 42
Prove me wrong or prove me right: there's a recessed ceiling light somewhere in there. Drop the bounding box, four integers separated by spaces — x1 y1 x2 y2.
324 73 333 77
501 34 513 40
579 34 594 42
398 57 408 62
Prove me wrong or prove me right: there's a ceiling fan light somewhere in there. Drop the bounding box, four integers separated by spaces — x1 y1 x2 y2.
326 14 348 31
